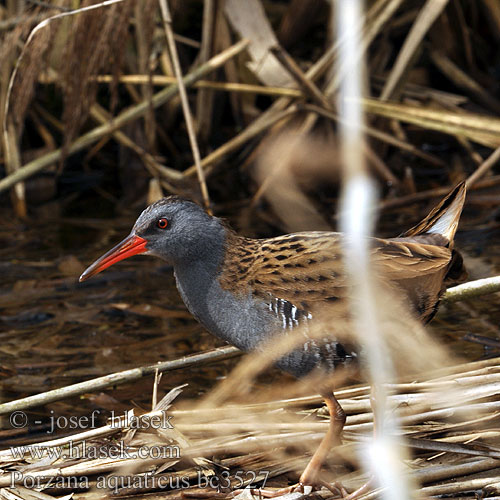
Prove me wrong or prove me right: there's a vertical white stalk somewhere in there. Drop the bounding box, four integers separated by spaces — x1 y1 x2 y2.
334 1 411 499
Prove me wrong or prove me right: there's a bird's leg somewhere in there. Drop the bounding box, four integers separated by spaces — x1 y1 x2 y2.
332 390 380 500
299 392 346 486
235 393 346 498
370 388 379 437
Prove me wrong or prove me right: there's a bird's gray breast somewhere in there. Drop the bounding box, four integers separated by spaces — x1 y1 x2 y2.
174 264 275 351
174 264 357 379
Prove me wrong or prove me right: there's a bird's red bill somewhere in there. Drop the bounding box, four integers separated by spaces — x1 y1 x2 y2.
79 234 147 282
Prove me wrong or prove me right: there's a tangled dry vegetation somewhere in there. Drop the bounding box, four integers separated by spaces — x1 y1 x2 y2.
4 355 500 499
1 0 500 499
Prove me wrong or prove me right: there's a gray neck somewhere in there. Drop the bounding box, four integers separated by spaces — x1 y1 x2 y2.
172 235 272 352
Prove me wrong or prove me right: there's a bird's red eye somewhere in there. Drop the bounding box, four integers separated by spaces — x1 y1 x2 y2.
157 218 168 229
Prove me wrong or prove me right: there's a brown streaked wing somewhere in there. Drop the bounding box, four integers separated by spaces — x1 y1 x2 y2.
234 233 452 309
247 232 348 308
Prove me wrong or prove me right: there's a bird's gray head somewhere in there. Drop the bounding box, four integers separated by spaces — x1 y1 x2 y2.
133 196 224 262
79 196 225 282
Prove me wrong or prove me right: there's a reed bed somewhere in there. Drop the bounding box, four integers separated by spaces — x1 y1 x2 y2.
1 355 500 498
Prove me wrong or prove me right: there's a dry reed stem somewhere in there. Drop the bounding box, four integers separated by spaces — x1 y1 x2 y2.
443 276 500 303
89 104 183 194
265 46 398 186
361 98 500 147
133 1 157 153
270 45 330 109
1 0 127 211
380 0 449 101
379 175 500 211
273 46 401 192
185 2 393 181
421 476 500 497
195 0 216 142
182 30 343 178
338 2 407 495
323 0 405 99
87 75 304 98
158 0 210 210
466 146 500 187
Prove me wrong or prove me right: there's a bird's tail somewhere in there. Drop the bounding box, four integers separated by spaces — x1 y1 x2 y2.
401 181 466 246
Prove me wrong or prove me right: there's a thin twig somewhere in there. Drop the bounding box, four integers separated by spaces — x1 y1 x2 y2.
421 476 500 497
270 45 330 108
415 458 500 485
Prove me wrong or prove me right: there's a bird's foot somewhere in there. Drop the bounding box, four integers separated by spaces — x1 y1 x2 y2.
231 484 313 498
231 479 347 498
340 477 374 500
249 477 373 499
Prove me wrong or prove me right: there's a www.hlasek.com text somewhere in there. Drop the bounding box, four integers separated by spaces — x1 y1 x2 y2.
10 440 180 461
